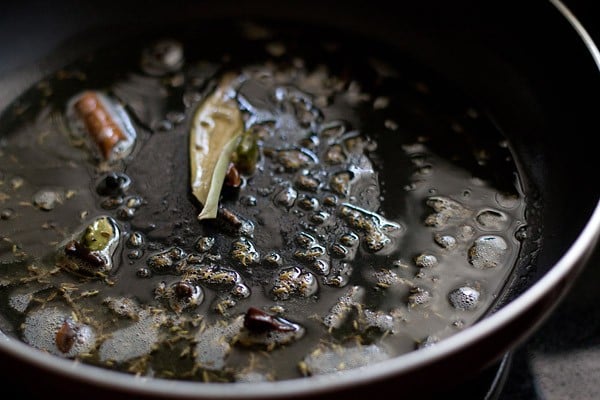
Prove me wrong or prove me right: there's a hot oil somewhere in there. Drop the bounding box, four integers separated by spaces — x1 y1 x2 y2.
0 20 527 381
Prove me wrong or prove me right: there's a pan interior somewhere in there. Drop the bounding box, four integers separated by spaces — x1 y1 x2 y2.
0 17 538 383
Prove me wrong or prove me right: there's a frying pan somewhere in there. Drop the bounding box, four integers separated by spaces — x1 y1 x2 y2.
0 0 599 398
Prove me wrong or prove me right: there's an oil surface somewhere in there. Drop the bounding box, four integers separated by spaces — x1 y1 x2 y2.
0 20 528 382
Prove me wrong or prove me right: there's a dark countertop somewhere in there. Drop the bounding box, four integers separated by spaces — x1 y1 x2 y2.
498 244 600 399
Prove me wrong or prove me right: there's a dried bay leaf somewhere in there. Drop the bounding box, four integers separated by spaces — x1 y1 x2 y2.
190 73 243 220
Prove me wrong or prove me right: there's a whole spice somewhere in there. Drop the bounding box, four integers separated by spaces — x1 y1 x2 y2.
189 73 244 220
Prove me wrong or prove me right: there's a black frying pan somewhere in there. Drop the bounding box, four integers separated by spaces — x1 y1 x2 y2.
0 0 599 398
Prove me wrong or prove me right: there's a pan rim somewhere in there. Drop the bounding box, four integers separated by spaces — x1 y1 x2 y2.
0 0 599 398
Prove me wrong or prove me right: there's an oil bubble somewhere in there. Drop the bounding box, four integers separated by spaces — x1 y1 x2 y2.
195 315 244 369
476 209 508 231
408 287 432 307
310 211 330 225
116 206 136 220
297 195 319 211
424 196 470 228
515 226 528 242
416 335 439 349
312 258 330 275
98 312 165 362
468 235 508 269
141 39 184 76
495 191 520 209
33 189 62 211
103 296 141 318
96 172 131 196
232 237 260 267
22 307 96 358
195 236 215 252
136 267 151 278
147 247 186 273
319 121 346 140
434 233 457 250
302 343 390 376
457 224 475 241
127 231 144 248
263 252 283 266
323 286 364 329
359 309 395 333
415 253 438 268
8 290 36 313
270 266 318 300
240 195 257 206
448 286 481 311
166 281 204 313
0 208 14 220
274 186 297 209
101 196 124 210
128 249 143 259
372 268 401 288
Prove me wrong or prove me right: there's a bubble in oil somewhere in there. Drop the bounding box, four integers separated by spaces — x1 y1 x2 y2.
476 209 508 231
195 236 215 252
32 189 63 211
103 296 141 318
263 252 283 266
98 311 165 363
415 253 438 268
96 172 131 196
8 291 35 313
116 206 136 220
424 196 470 228
468 235 508 269
270 266 318 300
434 233 458 250
140 39 184 77
457 224 475 241
495 191 520 209
417 335 439 349
164 281 204 313
147 246 186 274
515 226 528 242
22 306 97 358
360 309 395 333
297 195 320 211
194 315 244 370
302 344 391 376
128 249 143 259
448 286 481 311
126 231 145 248
408 287 432 307
372 268 402 288
151 119 174 132
274 186 298 209
136 267 152 278
0 208 14 220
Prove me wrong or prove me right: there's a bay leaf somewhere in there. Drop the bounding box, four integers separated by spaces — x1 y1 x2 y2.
190 73 243 220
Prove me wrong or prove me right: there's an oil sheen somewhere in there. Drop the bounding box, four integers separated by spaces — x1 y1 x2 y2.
0 20 528 382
